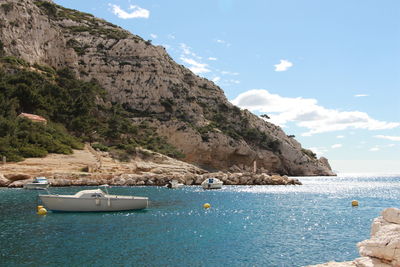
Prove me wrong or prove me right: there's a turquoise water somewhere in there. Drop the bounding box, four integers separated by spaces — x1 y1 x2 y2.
1 174 400 267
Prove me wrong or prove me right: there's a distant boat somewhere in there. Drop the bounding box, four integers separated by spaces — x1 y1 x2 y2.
39 187 148 212
201 178 223 190
23 177 50 190
165 180 184 189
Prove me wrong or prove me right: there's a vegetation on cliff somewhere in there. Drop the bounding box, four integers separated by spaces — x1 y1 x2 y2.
0 57 184 162
34 0 131 41
202 105 281 152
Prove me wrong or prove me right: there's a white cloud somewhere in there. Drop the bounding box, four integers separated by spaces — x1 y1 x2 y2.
180 57 210 74
150 34 158 39
180 43 194 56
367 143 396 152
208 57 218 61
374 135 400 141
221 71 239 76
216 39 231 47
274 60 293 72
167 34 176 39
331 144 342 149
109 4 150 19
231 89 400 136
212 77 221 83
178 43 210 74
354 94 369 97
336 135 345 139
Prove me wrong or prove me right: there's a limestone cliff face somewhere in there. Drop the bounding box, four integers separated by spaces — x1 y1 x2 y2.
0 0 335 176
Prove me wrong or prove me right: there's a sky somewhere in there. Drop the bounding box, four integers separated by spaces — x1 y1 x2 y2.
53 0 400 173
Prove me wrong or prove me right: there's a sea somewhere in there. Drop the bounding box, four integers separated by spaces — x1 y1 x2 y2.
1 174 400 267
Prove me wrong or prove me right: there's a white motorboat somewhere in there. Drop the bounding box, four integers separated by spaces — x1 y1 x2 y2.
39 187 148 212
201 178 223 189
165 180 184 189
23 177 50 190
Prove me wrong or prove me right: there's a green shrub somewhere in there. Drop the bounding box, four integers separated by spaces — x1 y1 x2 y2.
1 3 13 14
19 145 48 158
33 63 56 75
66 26 128 40
92 143 109 152
34 1 58 17
80 166 89 172
0 40 4 56
1 56 30 67
302 148 317 160
110 149 131 162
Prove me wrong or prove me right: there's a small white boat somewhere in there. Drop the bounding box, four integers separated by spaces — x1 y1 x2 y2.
201 178 223 189
23 177 50 190
39 187 148 212
165 180 184 189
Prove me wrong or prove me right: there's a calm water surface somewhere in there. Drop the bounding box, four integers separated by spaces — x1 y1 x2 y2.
1 174 400 267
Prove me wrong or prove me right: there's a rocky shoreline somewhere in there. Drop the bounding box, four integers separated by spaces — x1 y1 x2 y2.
0 172 301 188
0 145 303 188
307 208 400 267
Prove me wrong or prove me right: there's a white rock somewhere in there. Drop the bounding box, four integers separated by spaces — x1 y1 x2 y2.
382 208 400 224
353 256 391 267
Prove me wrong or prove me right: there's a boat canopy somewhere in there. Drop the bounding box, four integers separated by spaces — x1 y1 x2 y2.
74 189 105 198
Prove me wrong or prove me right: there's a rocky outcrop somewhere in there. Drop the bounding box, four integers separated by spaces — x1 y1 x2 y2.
356 208 400 266
4 173 31 181
0 0 335 176
0 173 11 187
307 208 400 267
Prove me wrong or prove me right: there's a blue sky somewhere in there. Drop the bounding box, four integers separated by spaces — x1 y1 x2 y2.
53 0 400 173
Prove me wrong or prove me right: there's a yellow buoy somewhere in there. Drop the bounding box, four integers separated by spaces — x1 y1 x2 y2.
203 203 211 209
37 205 44 212
37 208 47 215
351 200 359 207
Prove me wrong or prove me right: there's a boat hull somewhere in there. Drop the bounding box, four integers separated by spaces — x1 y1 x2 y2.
202 183 223 190
23 183 49 190
39 195 148 212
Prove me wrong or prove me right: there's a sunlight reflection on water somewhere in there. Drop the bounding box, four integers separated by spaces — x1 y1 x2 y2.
227 174 400 198
1 174 400 266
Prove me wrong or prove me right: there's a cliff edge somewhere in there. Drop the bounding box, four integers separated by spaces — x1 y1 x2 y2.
0 0 335 176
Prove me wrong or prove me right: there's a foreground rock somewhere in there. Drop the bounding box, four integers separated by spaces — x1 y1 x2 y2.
307 208 400 267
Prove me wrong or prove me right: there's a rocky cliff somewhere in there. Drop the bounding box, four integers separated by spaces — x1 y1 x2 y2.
0 0 335 176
